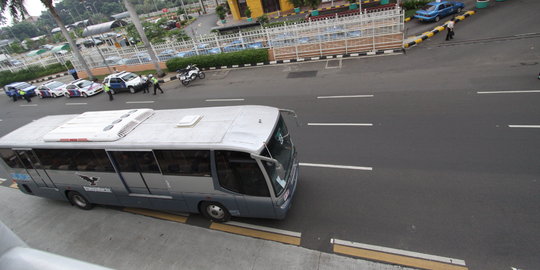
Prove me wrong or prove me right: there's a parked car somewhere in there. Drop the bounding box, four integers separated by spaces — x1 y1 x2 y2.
103 71 145 94
3 82 36 99
176 43 220 58
414 1 464 22
104 56 127 66
158 49 179 61
124 53 152 65
36 81 66 98
63 79 103 98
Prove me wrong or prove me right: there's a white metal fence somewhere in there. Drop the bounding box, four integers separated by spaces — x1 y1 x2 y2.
3 6 403 73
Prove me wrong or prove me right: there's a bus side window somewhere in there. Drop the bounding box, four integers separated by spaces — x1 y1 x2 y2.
154 150 210 177
0 149 25 169
133 152 160 173
215 151 270 197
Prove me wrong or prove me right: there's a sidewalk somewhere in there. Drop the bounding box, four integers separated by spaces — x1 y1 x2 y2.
0 187 413 270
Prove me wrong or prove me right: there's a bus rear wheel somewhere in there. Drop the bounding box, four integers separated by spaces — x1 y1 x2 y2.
67 191 94 210
200 201 230 222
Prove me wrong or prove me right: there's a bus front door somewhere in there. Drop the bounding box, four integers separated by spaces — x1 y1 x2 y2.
15 150 56 188
108 151 170 196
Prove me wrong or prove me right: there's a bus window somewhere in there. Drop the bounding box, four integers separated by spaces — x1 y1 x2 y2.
263 115 293 196
133 152 160 173
34 149 114 172
0 149 24 169
215 151 270 197
154 150 210 177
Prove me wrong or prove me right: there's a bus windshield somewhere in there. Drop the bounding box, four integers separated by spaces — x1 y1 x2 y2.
262 115 293 196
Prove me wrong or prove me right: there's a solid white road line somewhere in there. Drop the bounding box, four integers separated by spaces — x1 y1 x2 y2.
126 101 155 104
331 238 467 266
477 90 540 94
300 163 372 171
307 123 373 126
224 221 302 237
508 125 540 128
19 104 37 107
317 94 374 99
205 98 245 102
65 103 87 105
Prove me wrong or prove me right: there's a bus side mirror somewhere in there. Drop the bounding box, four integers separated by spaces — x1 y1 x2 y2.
279 109 300 127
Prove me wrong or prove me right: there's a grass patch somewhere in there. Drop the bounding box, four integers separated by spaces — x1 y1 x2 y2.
405 9 418 18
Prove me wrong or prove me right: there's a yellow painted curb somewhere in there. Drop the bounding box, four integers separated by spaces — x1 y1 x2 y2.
123 208 188 223
210 222 301 246
334 244 468 270
415 38 424 44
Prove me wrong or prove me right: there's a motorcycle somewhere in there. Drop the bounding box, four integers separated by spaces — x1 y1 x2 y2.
176 64 205 86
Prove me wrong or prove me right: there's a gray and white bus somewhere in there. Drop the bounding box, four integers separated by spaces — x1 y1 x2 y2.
0 106 298 222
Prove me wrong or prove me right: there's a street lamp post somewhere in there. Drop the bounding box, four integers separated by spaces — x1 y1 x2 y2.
83 6 112 74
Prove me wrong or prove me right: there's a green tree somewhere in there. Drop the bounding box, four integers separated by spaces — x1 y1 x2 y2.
0 0 95 79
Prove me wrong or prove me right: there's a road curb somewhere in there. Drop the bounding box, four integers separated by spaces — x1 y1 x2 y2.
29 72 70 84
161 48 404 83
404 10 475 48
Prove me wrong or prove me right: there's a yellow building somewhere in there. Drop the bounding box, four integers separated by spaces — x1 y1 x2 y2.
227 0 294 20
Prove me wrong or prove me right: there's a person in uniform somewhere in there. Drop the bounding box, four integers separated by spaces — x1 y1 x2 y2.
149 74 164 95
104 83 113 101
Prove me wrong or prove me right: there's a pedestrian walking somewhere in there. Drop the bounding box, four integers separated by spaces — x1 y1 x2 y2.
104 83 113 101
68 68 79 80
149 74 164 95
141 75 149 93
18 89 31 102
446 17 455 41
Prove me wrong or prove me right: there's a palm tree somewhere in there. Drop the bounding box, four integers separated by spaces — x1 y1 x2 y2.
123 0 164 77
1 0 95 80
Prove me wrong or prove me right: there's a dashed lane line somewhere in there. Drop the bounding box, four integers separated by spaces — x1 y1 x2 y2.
300 163 373 171
65 103 87 105
205 98 245 102
19 104 37 107
123 208 188 223
210 221 301 246
126 101 155 104
331 238 468 270
307 123 373 126
317 94 374 99
477 90 540 94
508 125 540 129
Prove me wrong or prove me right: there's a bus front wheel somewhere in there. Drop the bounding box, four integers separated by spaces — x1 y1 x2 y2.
67 191 94 210
200 201 230 222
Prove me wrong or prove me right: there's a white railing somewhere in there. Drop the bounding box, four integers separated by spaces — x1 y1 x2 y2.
4 6 403 73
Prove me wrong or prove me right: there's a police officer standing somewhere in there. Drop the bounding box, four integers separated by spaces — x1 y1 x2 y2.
104 83 113 101
140 75 149 93
149 74 164 95
18 89 31 102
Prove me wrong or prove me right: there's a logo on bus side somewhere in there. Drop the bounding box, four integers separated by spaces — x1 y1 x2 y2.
75 173 100 186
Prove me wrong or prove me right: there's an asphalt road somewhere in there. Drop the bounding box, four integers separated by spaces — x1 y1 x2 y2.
1 1 539 269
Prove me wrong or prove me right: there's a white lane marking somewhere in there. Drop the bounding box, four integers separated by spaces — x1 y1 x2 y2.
308 123 373 126
477 90 540 94
300 163 372 171
19 104 37 107
508 125 540 128
126 101 155 104
65 103 87 105
224 221 302 238
317 94 374 99
331 238 467 266
205 98 245 102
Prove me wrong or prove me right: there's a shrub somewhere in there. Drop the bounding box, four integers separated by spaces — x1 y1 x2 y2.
0 61 73 87
166 49 268 71
401 0 430 10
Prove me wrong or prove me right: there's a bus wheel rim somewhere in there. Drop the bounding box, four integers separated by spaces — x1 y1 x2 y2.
73 195 87 207
207 205 224 219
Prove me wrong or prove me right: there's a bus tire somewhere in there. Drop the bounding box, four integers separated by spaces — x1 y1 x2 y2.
67 191 94 210
200 201 230 222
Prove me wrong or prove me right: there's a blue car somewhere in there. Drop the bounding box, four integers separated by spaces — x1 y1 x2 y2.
414 1 464 22
4 82 36 99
